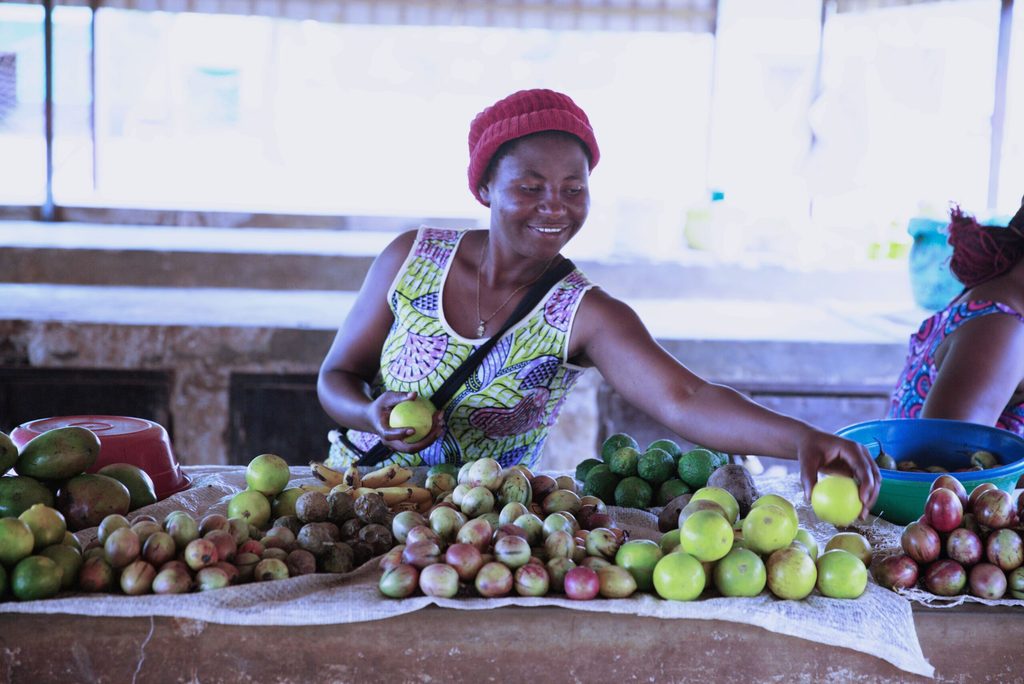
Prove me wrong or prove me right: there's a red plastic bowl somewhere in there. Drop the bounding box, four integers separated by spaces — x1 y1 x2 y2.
11 415 190 501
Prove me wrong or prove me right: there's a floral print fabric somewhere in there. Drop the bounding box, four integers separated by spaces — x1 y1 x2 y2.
328 227 594 468
887 300 1024 436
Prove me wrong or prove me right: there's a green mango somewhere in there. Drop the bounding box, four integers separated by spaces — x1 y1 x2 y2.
15 426 100 480
98 463 158 511
0 431 17 476
0 476 56 518
56 474 131 532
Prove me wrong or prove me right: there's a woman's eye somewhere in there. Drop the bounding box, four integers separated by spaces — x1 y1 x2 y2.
566 187 583 196
520 186 541 193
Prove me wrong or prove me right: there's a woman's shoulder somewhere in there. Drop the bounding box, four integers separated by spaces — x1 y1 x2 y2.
947 299 1024 324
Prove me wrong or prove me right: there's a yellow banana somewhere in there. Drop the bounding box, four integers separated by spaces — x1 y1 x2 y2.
310 461 346 487
343 465 361 489
375 486 432 506
352 487 377 499
391 501 420 513
329 483 352 495
361 464 413 489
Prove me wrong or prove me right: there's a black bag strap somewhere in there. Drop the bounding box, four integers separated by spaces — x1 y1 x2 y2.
355 257 577 467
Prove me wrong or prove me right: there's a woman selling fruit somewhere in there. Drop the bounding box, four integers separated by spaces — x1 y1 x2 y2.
317 88 879 514
888 199 1024 436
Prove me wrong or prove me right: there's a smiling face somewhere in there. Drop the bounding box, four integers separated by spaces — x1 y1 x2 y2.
478 131 591 260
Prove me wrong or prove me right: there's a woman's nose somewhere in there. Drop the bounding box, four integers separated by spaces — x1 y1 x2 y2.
538 190 566 215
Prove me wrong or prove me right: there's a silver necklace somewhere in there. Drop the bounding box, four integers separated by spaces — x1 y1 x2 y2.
474 237 554 338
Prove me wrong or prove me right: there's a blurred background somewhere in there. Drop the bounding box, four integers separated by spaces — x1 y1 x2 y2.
2 0 1020 261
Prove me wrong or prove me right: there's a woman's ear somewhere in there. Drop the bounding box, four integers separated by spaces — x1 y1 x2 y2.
478 183 492 207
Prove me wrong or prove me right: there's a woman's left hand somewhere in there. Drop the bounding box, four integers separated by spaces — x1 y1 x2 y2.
797 429 880 520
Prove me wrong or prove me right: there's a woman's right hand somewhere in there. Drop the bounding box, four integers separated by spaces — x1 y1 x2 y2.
368 391 445 453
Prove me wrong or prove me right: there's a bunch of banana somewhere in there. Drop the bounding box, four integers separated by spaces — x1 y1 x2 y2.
309 461 430 512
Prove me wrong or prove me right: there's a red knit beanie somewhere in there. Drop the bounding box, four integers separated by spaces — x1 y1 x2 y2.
467 89 600 205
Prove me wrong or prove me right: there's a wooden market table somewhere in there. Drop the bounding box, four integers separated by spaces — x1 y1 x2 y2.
0 601 1019 682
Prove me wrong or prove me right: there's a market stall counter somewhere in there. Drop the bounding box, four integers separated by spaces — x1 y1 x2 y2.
1 466 1020 682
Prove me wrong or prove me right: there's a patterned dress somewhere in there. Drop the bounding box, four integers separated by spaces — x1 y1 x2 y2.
887 300 1024 436
328 226 595 469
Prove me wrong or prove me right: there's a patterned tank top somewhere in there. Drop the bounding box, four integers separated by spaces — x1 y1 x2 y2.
328 226 595 469
887 300 1024 436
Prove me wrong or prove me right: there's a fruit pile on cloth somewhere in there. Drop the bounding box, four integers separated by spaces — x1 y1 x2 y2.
0 467 933 678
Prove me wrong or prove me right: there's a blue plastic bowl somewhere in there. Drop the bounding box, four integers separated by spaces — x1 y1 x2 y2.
835 418 1024 525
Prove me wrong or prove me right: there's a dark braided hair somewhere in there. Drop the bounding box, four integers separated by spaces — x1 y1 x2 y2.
947 201 1024 288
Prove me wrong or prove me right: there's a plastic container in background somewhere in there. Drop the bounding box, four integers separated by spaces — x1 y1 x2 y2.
835 418 1024 525
907 217 962 311
10 415 190 500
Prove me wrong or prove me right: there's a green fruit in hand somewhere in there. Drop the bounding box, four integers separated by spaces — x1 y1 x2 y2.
601 433 639 462
98 463 159 510
390 397 435 443
811 476 862 527
245 453 291 497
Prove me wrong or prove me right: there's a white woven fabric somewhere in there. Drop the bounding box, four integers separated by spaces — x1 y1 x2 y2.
0 467 934 678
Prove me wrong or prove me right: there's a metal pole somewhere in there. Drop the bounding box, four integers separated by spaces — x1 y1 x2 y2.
42 0 55 221
987 0 1013 211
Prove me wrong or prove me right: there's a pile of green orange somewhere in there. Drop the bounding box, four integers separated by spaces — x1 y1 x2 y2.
575 433 729 510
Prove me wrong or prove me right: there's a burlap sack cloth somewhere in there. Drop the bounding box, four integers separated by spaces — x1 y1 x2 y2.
1 467 936 678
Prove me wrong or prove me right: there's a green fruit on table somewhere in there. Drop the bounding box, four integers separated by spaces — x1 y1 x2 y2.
614 476 653 509
98 463 159 510
0 431 18 476
0 476 56 519
11 555 63 601
228 489 272 528
816 549 868 599
600 433 639 462
19 503 67 551
244 453 291 498
56 474 131 532
0 517 36 567
582 465 619 505
15 426 100 480
40 544 83 590
677 448 717 489
607 447 640 477
656 479 691 507
574 458 603 483
646 438 683 463
638 448 676 485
